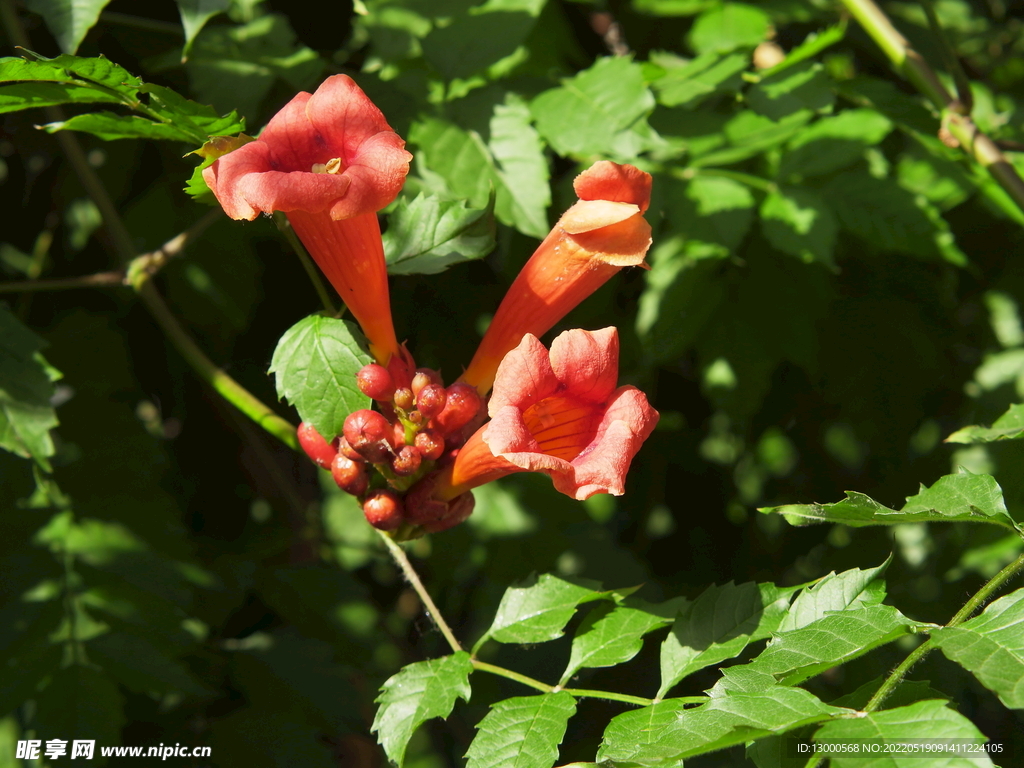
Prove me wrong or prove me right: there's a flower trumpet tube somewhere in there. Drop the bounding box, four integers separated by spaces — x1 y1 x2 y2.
408 327 658 527
203 74 412 366
461 161 653 394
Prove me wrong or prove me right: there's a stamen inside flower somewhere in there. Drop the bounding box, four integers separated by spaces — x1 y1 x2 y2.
311 158 344 174
521 394 600 461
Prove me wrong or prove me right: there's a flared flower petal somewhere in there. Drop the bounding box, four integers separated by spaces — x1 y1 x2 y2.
418 328 658 509
201 74 413 366
461 161 652 394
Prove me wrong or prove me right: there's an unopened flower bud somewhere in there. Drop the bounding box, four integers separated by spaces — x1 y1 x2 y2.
297 422 337 469
393 421 409 447
422 491 476 533
411 368 443 398
331 454 368 496
394 387 414 411
344 409 393 463
414 429 445 460
432 383 482 435
416 383 447 418
356 363 396 401
392 445 423 476
363 489 404 531
336 435 364 462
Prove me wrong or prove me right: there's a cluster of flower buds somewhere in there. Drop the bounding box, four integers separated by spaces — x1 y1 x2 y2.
297 361 483 536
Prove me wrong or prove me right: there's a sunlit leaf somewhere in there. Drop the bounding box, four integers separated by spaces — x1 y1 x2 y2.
372 652 473 767
269 315 372 441
384 193 495 275
932 587 1024 709
761 471 1020 533
465 692 576 768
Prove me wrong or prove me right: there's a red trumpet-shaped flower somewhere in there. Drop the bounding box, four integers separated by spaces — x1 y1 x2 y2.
409 328 658 527
461 161 653 395
203 74 412 366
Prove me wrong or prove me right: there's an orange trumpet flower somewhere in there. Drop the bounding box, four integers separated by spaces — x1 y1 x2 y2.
203 74 412 366
460 161 653 395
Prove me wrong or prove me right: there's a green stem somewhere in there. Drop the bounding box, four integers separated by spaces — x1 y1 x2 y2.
377 530 464 653
140 282 299 449
837 0 1024 216
472 660 676 707
802 550 1024 768
273 212 338 316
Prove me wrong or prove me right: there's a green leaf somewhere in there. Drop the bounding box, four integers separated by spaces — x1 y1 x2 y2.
184 14 324 121
488 94 550 239
530 57 655 157
384 193 495 275
0 81 122 113
177 0 231 60
24 0 114 54
42 111 199 141
32 664 125 746
633 0 713 17
690 109 812 167
812 700 996 767
746 62 834 121
658 581 797 698
87 631 209 696
598 687 847 764
665 175 756 258
422 0 544 81
758 23 846 79
688 2 770 54
761 470 1020 533
268 315 372 442
465 692 576 768
562 599 674 684
932 587 1024 709
410 100 549 238
821 170 968 265
372 652 474 767
651 51 748 109
0 51 141 98
946 403 1024 444
778 559 890 633
481 573 616 646
635 248 724 364
780 109 894 178
759 186 838 267
0 306 60 469
746 605 924 685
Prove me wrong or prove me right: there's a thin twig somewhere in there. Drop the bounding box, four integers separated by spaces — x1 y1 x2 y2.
839 0 1024 216
127 207 223 288
377 530 464 653
1 0 299 451
0 271 126 294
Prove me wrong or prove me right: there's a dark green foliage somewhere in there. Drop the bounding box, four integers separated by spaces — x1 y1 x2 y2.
3 0 1024 766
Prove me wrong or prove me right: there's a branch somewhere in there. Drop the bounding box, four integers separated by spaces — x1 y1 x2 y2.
378 530 464 654
0 271 125 294
838 0 1024 217
1 0 299 451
